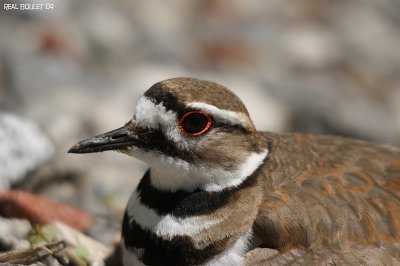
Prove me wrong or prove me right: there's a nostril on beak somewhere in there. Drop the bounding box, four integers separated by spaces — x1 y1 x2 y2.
111 133 128 140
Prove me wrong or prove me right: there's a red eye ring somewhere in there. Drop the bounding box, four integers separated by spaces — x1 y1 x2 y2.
178 111 212 136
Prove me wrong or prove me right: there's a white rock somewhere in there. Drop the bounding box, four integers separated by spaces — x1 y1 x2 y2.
52 221 111 265
0 113 54 191
0 217 31 250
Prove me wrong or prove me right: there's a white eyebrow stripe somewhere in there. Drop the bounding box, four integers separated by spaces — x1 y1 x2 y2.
134 97 250 131
186 102 250 127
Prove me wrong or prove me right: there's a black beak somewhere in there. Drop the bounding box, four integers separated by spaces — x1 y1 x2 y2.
68 121 137 154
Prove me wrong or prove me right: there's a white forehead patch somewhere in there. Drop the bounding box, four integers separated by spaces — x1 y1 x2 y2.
135 96 176 129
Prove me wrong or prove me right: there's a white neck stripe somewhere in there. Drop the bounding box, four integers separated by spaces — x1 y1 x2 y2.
148 149 268 192
126 191 222 239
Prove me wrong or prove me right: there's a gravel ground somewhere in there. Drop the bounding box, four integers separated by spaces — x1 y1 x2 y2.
0 0 399 264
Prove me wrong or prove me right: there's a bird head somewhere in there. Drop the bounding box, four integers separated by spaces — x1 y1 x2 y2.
69 78 268 191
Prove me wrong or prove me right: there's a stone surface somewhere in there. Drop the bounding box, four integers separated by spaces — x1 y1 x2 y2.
52 221 111 266
0 113 54 191
0 217 31 251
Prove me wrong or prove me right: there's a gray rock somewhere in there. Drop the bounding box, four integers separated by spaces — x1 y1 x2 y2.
0 217 31 250
0 113 54 191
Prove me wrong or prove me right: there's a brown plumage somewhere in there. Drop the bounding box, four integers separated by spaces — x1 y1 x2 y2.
69 77 400 265
252 132 400 264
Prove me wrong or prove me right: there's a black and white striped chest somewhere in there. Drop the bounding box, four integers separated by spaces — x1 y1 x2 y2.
122 170 263 266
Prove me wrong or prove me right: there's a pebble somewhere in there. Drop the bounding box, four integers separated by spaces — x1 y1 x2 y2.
0 217 31 250
0 113 54 191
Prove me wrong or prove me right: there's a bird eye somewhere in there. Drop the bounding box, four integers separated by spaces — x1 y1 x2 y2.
179 111 212 136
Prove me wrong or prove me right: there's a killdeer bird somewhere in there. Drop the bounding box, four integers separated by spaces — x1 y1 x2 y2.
69 78 400 266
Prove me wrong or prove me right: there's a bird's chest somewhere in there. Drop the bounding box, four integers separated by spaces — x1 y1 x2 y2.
121 190 232 265
121 172 263 266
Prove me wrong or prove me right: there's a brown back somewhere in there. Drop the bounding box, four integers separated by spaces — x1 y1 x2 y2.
254 132 400 252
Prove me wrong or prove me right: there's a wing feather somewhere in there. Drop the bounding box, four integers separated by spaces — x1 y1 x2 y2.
254 133 400 255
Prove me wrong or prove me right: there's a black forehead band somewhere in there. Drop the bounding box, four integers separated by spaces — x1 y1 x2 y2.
144 84 184 113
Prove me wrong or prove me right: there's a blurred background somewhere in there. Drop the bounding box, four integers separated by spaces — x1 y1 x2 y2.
0 0 400 262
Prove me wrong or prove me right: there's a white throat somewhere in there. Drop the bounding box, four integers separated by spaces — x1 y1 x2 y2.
147 149 268 192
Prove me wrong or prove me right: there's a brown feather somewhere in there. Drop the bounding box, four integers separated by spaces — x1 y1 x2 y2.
245 244 400 266
254 132 400 255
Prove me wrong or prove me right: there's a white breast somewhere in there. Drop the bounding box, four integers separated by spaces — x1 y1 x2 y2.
205 229 252 266
122 230 252 266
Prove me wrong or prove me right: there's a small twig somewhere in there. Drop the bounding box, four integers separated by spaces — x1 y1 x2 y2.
63 248 88 266
0 241 66 265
